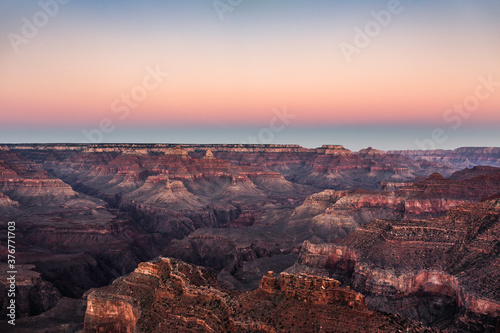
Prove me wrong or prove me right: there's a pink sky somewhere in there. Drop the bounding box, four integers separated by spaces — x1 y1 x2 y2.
1 1 499 129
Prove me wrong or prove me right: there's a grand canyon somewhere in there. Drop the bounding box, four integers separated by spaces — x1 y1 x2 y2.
0 143 499 332
3 0 499 331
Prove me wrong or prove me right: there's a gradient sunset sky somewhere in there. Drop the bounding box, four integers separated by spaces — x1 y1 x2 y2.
1 0 499 150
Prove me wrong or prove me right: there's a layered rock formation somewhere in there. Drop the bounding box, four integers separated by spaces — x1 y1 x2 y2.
31 145 316 244
1 143 499 331
11 143 459 192
162 168 500 290
288 169 500 241
193 145 455 190
390 147 500 170
288 199 500 332
0 149 164 325
448 166 500 180
260 270 366 310
83 257 436 332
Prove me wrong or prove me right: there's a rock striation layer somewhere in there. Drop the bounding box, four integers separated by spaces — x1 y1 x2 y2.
83 257 437 332
289 170 500 241
390 147 500 170
288 199 500 332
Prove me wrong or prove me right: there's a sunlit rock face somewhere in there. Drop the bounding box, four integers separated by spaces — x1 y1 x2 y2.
83 257 436 333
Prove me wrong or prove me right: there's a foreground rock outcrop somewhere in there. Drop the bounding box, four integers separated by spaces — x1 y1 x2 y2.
83 257 437 332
